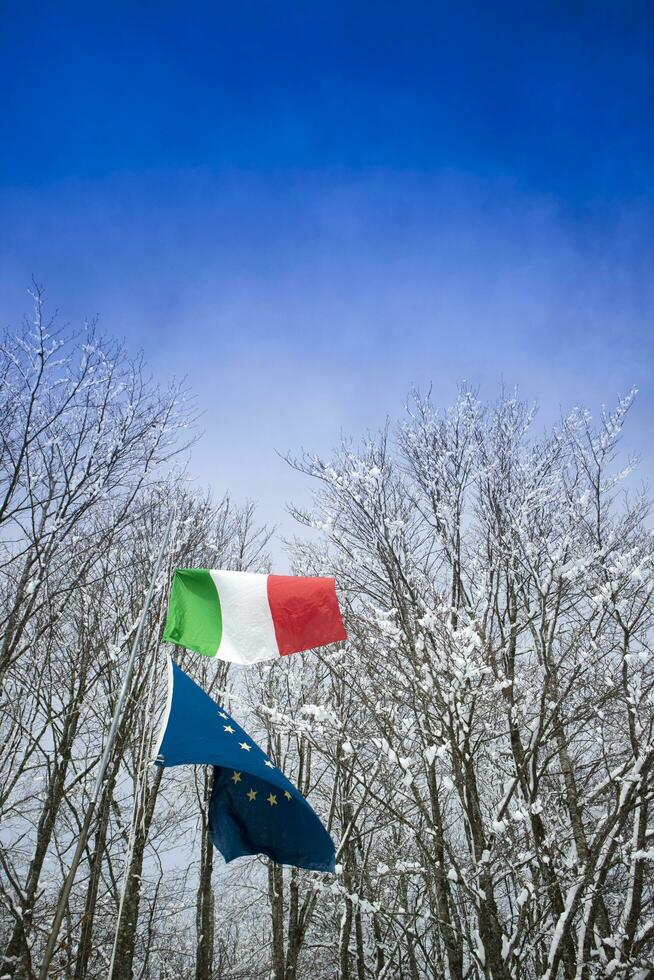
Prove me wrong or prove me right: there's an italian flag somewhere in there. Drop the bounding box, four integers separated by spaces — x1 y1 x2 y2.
163 569 347 663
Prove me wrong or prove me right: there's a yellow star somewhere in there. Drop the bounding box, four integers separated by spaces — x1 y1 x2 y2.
231 771 242 784
284 791 292 800
247 788 257 802
224 725 235 733
267 793 278 806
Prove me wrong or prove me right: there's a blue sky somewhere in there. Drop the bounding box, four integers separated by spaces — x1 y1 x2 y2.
1 2 653 541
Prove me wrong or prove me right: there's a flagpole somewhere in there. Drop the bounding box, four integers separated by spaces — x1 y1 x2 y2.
38 509 175 980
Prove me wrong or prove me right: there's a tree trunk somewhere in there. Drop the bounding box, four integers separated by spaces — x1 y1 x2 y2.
110 767 163 980
268 860 286 980
2 683 84 978
195 769 215 980
73 737 126 980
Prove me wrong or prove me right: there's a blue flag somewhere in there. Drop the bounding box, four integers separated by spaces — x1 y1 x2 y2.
154 658 335 873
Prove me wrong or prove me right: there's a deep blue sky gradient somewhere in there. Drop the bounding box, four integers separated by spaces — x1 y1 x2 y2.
1 2 653 537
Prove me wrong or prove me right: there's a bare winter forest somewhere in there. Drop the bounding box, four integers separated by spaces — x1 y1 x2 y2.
1 295 653 980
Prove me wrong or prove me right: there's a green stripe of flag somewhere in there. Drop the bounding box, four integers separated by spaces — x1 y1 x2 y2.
163 569 222 656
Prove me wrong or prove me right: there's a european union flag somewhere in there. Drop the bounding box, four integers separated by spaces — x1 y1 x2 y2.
154 658 335 873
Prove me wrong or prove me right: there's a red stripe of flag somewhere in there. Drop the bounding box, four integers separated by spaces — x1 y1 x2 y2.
267 575 347 656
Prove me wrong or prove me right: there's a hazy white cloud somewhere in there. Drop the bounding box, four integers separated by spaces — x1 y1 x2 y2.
2 168 652 562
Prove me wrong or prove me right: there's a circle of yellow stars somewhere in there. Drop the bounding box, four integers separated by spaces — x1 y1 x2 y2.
230 772 294 806
218 705 296 807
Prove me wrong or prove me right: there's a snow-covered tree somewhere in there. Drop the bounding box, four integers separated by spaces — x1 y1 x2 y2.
2 293 652 980
274 387 654 979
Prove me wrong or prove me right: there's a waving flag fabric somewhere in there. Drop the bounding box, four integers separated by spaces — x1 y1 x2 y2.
154 658 335 873
163 569 346 663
